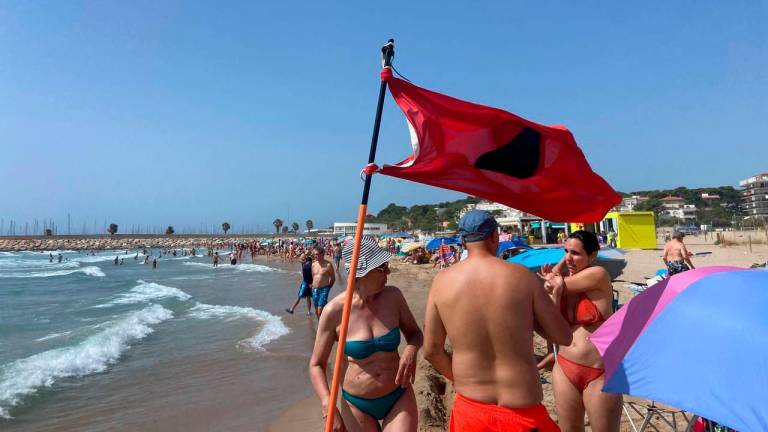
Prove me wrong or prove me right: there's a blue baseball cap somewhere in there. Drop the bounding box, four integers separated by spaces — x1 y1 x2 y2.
458 210 499 243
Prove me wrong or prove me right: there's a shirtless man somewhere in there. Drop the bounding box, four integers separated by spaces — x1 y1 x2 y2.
311 245 336 318
424 210 572 431
662 231 695 276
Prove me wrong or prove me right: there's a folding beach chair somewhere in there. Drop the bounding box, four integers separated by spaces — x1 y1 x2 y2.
622 400 696 432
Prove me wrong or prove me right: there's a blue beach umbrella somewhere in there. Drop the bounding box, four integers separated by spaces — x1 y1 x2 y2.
425 237 460 251
591 267 768 431
506 248 626 280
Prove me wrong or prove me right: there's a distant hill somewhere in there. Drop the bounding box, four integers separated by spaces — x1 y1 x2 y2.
370 185 744 231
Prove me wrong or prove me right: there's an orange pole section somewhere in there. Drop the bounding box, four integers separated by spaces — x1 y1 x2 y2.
324 203 367 432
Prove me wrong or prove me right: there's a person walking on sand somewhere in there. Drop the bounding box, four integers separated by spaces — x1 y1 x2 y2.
663 231 695 276
311 245 336 318
423 210 572 432
286 254 314 315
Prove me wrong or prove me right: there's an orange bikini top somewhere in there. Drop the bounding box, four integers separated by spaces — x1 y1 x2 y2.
561 293 605 326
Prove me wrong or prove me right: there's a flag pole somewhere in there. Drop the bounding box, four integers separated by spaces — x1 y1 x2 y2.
323 38 395 432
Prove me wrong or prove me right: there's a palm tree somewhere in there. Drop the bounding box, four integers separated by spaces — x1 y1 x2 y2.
273 219 283 235
305 219 314 233
165 226 175 236
108 223 118 236
291 222 299 233
222 222 230 234
282 226 289 234
44 228 53 236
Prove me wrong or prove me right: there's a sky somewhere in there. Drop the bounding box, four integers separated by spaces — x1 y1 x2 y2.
1 1 766 233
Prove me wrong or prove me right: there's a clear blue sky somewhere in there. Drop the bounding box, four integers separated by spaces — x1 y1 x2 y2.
1 1 766 233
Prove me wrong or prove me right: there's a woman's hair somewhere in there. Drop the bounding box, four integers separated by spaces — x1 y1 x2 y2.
568 230 600 255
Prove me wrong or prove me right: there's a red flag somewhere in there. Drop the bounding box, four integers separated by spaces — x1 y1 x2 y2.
377 68 620 222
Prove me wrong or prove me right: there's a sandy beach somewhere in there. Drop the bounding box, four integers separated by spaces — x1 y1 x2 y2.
268 233 768 432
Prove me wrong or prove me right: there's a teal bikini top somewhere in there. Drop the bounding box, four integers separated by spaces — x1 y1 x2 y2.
344 327 401 359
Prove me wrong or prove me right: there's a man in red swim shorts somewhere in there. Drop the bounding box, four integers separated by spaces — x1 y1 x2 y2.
423 211 573 431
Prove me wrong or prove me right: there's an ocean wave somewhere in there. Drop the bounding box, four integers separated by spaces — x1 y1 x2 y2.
188 303 289 351
94 280 191 307
0 252 16 257
182 262 277 272
0 304 173 419
71 255 124 264
35 331 73 342
0 266 105 279
0 259 80 270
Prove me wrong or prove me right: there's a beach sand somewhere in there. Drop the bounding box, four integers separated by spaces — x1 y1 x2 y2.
269 234 768 431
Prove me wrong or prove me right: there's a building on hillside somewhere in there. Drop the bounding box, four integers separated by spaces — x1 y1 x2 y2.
701 193 720 204
459 201 542 230
615 195 649 212
659 196 697 221
333 222 388 236
740 173 768 217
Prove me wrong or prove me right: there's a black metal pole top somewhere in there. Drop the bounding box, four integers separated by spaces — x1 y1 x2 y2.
382 39 394 68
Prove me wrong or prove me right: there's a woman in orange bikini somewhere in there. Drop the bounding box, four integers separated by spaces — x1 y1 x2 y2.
539 230 622 432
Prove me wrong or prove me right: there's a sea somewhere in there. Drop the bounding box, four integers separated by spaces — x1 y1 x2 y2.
0 249 318 431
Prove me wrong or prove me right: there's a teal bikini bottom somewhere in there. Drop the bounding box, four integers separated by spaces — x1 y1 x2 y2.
342 386 406 420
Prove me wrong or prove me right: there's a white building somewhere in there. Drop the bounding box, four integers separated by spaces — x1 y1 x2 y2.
659 196 696 221
740 173 768 217
333 222 388 236
459 201 540 228
615 195 649 212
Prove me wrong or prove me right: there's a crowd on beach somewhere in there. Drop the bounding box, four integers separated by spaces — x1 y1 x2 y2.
274 210 718 432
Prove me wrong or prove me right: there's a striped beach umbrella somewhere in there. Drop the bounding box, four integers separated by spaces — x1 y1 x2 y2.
590 266 768 431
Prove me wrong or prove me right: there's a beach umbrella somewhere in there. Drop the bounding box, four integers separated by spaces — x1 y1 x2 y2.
496 240 531 257
401 242 423 253
590 266 768 431
425 236 460 251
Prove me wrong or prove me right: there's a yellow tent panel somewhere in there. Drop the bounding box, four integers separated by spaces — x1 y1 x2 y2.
604 211 656 249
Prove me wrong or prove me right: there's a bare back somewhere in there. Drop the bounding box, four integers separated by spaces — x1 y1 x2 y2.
429 257 543 407
663 239 687 262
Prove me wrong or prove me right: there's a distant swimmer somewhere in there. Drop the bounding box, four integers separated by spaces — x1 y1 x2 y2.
143 255 149 265
49 253 54 263
152 258 157 270
134 253 138 260
58 254 63 263
213 252 220 268
230 253 237 266
114 256 119 265
120 258 124 265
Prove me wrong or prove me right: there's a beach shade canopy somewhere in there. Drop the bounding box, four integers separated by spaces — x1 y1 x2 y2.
590 267 768 432
400 242 423 253
425 237 460 251
505 248 626 280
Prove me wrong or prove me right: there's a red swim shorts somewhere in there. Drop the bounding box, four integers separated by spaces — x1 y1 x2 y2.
449 393 560 432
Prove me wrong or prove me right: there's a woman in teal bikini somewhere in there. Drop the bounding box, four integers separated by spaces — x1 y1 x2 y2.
310 236 423 431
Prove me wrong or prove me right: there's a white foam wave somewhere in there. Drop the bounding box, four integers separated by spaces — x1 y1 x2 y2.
0 304 173 419
0 252 16 257
35 331 73 342
72 255 122 263
182 262 276 272
0 266 105 279
188 303 289 351
95 280 191 307
0 259 79 270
